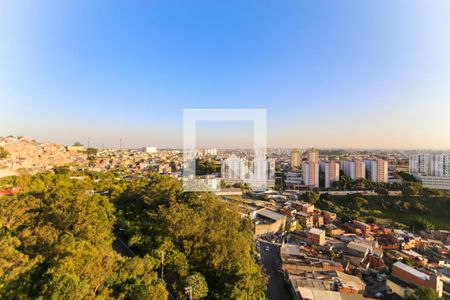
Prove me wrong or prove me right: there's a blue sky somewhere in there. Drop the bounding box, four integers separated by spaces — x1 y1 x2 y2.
1 0 449 149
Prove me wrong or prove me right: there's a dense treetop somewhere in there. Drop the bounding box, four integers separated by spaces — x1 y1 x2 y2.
0 170 266 299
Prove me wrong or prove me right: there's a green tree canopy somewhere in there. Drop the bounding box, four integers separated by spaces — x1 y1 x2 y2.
185 272 208 300
0 146 10 159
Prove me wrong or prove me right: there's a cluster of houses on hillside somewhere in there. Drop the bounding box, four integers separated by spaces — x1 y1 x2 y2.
248 195 449 299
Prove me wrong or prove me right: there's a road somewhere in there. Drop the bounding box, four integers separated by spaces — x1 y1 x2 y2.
259 240 292 300
112 235 136 257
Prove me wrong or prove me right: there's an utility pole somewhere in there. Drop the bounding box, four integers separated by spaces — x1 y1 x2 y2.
161 250 164 280
119 138 122 150
87 137 90 148
184 286 192 300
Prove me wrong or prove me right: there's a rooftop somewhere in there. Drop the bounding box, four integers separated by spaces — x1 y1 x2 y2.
255 208 285 221
346 241 372 254
309 228 326 236
393 261 429 281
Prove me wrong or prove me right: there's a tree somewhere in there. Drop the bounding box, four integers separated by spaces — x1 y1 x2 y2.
302 191 319 204
185 272 208 299
365 216 377 224
405 286 442 300
352 197 368 209
409 219 434 232
195 158 217 176
110 256 168 300
86 147 98 157
403 182 421 196
0 171 266 299
0 146 9 159
72 141 83 147
398 171 419 182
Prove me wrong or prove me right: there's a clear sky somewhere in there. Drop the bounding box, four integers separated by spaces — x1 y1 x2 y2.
1 1 449 149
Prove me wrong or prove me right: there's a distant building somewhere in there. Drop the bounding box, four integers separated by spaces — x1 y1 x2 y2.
320 160 339 188
290 148 302 169
307 148 319 163
249 158 275 181
409 152 450 190
302 161 319 188
409 152 450 177
201 148 217 156
413 175 450 190
221 156 274 190
365 159 388 183
341 159 365 180
67 145 84 152
221 155 247 180
285 172 302 189
142 146 157 154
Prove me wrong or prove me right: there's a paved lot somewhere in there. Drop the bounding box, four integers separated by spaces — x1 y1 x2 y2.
258 240 292 300
364 276 386 298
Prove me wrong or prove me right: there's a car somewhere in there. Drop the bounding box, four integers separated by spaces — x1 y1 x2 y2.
376 274 387 282
265 246 270 251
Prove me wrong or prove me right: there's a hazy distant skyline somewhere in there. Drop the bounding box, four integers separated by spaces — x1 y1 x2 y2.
1 1 450 149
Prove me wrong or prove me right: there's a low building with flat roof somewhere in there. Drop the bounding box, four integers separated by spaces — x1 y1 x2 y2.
308 228 326 246
387 261 443 298
252 208 286 236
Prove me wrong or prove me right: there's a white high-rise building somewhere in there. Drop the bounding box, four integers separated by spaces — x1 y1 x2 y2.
221 155 247 179
249 158 275 181
409 153 450 177
221 156 274 181
320 160 340 188
302 161 319 188
341 159 365 180
365 159 388 183
409 152 450 190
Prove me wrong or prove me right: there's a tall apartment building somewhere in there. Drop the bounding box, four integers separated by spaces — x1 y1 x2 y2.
302 161 319 188
221 156 247 179
290 148 302 169
320 160 340 188
221 156 275 181
341 159 366 180
365 159 388 183
249 158 275 181
307 148 319 163
409 152 450 190
409 152 450 177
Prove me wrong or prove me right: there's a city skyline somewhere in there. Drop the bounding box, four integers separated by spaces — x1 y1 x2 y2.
1 1 450 149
